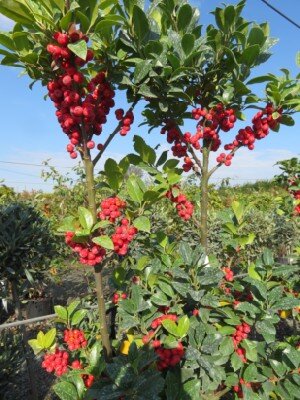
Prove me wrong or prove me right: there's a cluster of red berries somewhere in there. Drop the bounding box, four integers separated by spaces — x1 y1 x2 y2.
193 103 237 131
115 109 134 136
71 360 95 388
160 105 236 171
64 329 87 351
98 197 126 222
161 102 284 173
112 292 127 304
182 156 194 172
112 218 137 255
65 197 138 266
65 231 106 266
233 379 252 398
150 314 178 329
156 342 185 370
216 153 233 167
190 104 236 152
232 322 251 347
224 104 282 152
222 267 234 282
42 349 69 376
161 122 187 158
46 30 115 158
166 187 194 220
140 309 185 370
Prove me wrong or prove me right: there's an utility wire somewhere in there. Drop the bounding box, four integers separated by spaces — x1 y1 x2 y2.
0 160 73 168
0 167 41 178
260 0 300 30
1 181 51 185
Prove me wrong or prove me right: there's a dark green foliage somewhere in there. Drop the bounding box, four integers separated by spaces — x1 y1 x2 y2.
0 202 56 281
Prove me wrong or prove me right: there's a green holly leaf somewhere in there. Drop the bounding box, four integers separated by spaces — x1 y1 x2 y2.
78 207 94 231
53 381 79 400
55 305 68 322
92 235 114 250
177 315 190 338
133 216 150 233
162 319 179 337
43 328 57 348
67 40 87 60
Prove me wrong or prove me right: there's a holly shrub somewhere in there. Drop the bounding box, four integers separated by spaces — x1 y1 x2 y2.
0 202 56 286
28 233 300 399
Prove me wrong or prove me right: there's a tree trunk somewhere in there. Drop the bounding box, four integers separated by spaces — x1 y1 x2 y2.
200 147 209 251
83 156 112 361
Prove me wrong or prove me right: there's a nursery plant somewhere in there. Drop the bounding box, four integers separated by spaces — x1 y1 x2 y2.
0 0 300 399
275 157 300 217
0 202 56 300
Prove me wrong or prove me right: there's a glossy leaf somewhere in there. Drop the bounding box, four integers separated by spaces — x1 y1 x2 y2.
133 216 151 232
177 4 193 31
181 34 195 55
132 5 149 41
67 40 87 60
92 235 114 250
53 381 79 400
78 207 93 231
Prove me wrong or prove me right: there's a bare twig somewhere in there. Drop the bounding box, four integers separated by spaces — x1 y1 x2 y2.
208 145 241 179
92 99 138 167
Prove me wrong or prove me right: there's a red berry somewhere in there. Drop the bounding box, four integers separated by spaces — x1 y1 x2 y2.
70 151 78 159
87 140 95 149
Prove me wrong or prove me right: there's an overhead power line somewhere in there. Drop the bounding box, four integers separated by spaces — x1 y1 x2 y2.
1 181 51 185
0 160 73 169
260 0 300 30
0 167 41 178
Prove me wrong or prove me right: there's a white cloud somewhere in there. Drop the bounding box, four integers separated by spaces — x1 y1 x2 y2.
0 15 14 31
210 148 298 184
1 147 298 192
1 148 125 192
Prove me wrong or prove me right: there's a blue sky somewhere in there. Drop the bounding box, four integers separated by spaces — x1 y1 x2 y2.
0 0 299 191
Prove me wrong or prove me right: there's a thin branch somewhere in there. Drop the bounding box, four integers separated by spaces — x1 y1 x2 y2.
93 99 138 167
92 123 121 167
208 145 241 179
